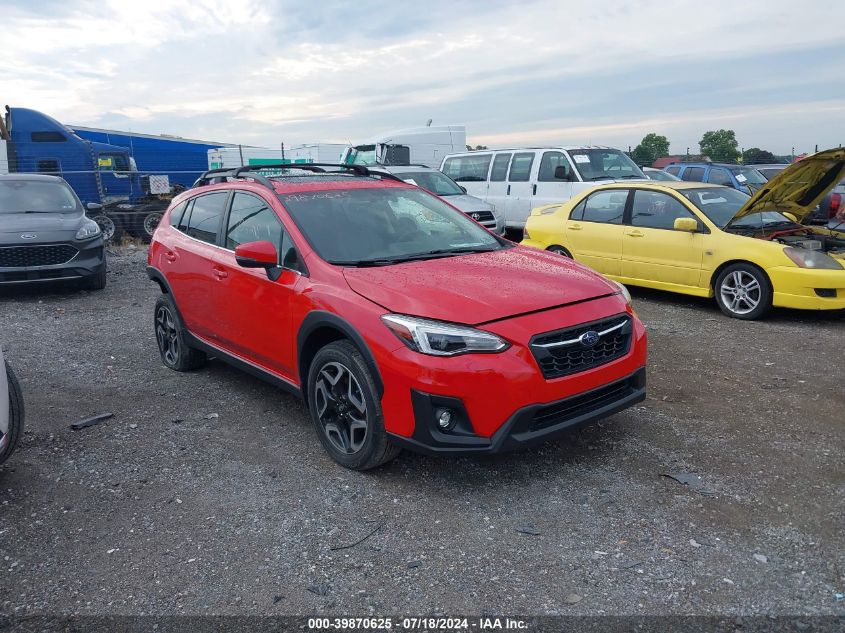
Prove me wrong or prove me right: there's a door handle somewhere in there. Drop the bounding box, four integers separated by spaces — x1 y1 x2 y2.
626 230 644 238
165 251 177 263
507 185 511 195
568 223 582 231
212 266 228 280
532 184 537 195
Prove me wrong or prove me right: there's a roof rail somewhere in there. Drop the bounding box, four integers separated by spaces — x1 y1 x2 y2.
193 163 405 188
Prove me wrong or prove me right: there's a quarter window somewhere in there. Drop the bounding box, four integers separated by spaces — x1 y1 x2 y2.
441 154 492 182
184 192 228 244
580 190 627 224
707 168 732 186
538 151 569 181
631 190 697 229
225 192 282 251
682 167 705 182
489 154 512 182
169 200 188 228
508 152 535 182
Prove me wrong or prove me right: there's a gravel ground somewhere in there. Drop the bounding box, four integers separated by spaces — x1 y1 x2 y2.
0 247 843 618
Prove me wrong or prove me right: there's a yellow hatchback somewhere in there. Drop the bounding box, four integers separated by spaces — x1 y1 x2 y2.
522 149 845 319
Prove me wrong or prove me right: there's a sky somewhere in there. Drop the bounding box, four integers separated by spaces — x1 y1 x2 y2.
2 0 844 155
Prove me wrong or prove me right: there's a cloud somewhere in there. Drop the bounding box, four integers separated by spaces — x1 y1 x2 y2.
1 0 844 154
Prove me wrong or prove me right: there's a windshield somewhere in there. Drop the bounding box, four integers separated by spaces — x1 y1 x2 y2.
0 179 79 214
757 167 785 181
280 187 502 266
730 167 767 185
345 145 377 166
569 149 645 181
681 186 795 229
646 169 680 182
396 171 464 196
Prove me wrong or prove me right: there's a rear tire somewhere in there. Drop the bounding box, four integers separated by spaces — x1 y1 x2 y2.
154 295 207 371
714 263 772 320
547 245 572 258
91 214 119 243
0 361 25 466
307 341 399 471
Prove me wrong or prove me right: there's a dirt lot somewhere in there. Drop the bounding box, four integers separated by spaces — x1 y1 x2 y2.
1 247 843 618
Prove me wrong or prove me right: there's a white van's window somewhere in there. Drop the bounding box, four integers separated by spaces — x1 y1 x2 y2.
490 154 512 182
508 153 534 182
442 154 492 182
538 151 569 181
568 149 643 181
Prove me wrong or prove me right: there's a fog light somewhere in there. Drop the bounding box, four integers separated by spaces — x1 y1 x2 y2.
436 408 455 431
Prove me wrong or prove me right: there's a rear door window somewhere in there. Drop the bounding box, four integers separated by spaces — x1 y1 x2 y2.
489 153 512 182
580 190 628 224
508 152 535 182
184 192 228 244
441 154 492 182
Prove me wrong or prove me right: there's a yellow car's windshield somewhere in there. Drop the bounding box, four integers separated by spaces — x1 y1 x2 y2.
682 187 797 230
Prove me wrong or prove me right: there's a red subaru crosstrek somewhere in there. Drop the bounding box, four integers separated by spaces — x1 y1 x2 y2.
147 164 647 470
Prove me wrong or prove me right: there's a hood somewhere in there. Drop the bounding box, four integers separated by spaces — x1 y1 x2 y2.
342 246 618 325
731 148 845 223
0 212 84 243
440 194 494 214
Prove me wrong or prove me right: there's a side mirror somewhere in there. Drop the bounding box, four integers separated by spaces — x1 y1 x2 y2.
554 165 571 181
674 217 699 232
235 240 279 269
783 212 798 223
86 202 103 211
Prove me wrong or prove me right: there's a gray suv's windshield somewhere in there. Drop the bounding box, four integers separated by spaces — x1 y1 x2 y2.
569 149 645 181
280 187 503 266
395 171 464 196
0 180 79 214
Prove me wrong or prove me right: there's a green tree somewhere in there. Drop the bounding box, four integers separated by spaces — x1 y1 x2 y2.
631 133 670 166
699 129 740 163
741 147 777 164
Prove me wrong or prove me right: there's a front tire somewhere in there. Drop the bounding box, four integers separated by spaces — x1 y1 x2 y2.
714 263 772 320
83 262 107 291
307 341 399 471
154 295 207 371
0 361 25 466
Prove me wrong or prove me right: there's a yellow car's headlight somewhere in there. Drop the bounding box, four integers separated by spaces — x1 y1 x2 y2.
783 247 843 270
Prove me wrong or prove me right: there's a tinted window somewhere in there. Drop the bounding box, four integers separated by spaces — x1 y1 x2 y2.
489 153 512 182
570 198 587 221
581 190 627 224
682 167 705 182
538 151 569 181
665 165 681 175
280 188 501 265
0 179 78 214
441 154 492 182
508 152 535 182
707 168 733 186
185 192 227 244
31 131 66 142
631 190 696 229
178 200 194 232
169 200 188 227
225 192 281 250
36 160 60 173
98 154 129 171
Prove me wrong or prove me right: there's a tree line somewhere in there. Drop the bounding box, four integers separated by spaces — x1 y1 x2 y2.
631 130 795 166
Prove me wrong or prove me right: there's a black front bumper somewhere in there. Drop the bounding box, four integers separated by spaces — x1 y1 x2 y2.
388 368 646 456
0 239 105 285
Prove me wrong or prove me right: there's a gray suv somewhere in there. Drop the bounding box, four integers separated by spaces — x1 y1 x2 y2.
374 165 504 234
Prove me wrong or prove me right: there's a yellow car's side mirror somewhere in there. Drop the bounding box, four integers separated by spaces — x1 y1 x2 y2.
674 217 699 232
783 212 798 223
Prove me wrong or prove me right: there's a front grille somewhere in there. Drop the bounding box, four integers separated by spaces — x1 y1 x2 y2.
465 210 495 225
0 244 78 268
530 314 632 380
529 373 639 432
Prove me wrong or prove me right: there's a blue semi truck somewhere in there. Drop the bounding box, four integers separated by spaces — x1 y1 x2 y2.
0 106 235 240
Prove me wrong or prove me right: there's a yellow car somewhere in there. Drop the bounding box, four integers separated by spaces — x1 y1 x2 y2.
522 148 845 319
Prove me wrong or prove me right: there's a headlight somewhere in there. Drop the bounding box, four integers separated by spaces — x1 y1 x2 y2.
381 314 509 356
76 219 101 240
612 279 632 304
783 247 843 270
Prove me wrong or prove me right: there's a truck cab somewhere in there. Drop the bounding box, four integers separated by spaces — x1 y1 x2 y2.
341 125 466 168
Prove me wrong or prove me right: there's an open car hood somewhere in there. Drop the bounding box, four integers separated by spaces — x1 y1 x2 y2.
730 148 845 223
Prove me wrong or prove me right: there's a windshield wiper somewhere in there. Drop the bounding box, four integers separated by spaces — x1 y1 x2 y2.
333 246 498 268
421 246 499 256
588 175 610 181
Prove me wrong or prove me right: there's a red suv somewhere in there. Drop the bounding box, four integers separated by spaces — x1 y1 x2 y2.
147 164 647 470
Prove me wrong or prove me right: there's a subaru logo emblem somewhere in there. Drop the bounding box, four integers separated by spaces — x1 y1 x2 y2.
471 213 481 221
579 331 600 347
20 233 37 240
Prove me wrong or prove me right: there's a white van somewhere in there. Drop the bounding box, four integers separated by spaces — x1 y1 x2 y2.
440 146 646 229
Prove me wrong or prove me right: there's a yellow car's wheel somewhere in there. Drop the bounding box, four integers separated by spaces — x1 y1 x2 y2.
547 245 572 258
714 263 772 320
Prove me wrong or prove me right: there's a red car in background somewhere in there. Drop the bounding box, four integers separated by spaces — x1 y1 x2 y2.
147 164 647 470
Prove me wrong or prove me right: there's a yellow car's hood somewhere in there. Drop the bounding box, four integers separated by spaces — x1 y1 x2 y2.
731 148 845 223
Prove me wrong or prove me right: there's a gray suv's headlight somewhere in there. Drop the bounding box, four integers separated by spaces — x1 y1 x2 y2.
76 219 101 240
382 314 509 356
